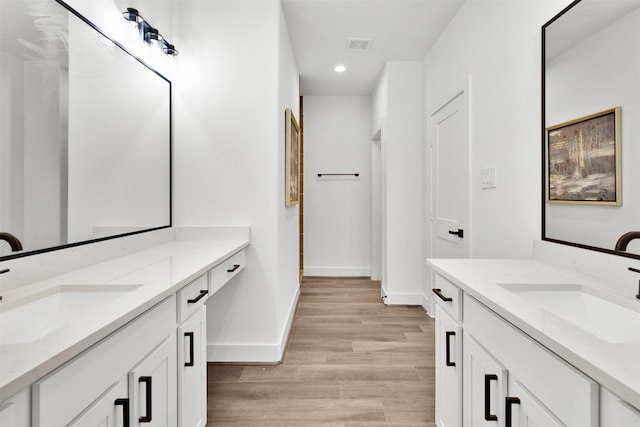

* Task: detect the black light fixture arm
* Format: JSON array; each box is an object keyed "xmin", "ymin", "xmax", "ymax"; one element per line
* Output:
[{"xmin": 123, "ymin": 8, "xmax": 178, "ymax": 56}]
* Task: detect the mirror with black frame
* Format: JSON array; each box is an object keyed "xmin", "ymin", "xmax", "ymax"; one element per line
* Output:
[
  {"xmin": 542, "ymin": 0, "xmax": 640, "ymax": 259},
  {"xmin": 0, "ymin": 0, "xmax": 171, "ymax": 260}
]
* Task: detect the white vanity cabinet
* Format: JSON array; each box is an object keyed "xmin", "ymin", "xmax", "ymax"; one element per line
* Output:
[
  {"xmin": 32, "ymin": 296, "xmax": 177, "ymax": 426},
  {"xmin": 600, "ymin": 387, "xmax": 640, "ymax": 427},
  {"xmin": 177, "ymin": 275, "xmax": 209, "ymax": 427},
  {"xmin": 0, "ymin": 387, "xmax": 30, "ymax": 427},
  {"xmin": 462, "ymin": 333, "xmax": 507, "ymax": 427},
  {"xmin": 129, "ymin": 335, "xmax": 177, "ymax": 426},
  {"xmin": 433, "ymin": 273, "xmax": 600, "ymax": 427},
  {"xmin": 433, "ymin": 275, "xmax": 463, "ymax": 427}
]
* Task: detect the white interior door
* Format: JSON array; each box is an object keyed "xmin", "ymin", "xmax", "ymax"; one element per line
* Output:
[{"xmin": 431, "ymin": 86, "xmax": 470, "ymax": 259}]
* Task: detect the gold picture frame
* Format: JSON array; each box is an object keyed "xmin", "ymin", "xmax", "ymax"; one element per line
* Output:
[
  {"xmin": 285, "ymin": 108, "xmax": 300, "ymax": 206},
  {"xmin": 546, "ymin": 107, "xmax": 621, "ymax": 205}
]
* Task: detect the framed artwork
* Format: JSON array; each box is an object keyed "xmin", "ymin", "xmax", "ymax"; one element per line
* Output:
[
  {"xmin": 546, "ymin": 107, "xmax": 621, "ymax": 205},
  {"xmin": 285, "ymin": 108, "xmax": 300, "ymax": 206}
]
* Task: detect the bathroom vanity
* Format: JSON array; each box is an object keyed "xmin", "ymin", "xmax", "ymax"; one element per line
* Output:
[
  {"xmin": 0, "ymin": 236, "xmax": 248, "ymax": 426},
  {"xmin": 429, "ymin": 252, "xmax": 640, "ymax": 427}
]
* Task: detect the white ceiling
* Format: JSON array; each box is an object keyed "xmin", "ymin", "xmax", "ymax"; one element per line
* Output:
[{"xmin": 281, "ymin": 0, "xmax": 465, "ymax": 96}]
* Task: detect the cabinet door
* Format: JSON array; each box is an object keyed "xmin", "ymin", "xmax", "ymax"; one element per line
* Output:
[
  {"xmin": 178, "ymin": 306, "xmax": 207, "ymax": 427},
  {"xmin": 68, "ymin": 377, "xmax": 130, "ymax": 427},
  {"xmin": 435, "ymin": 305, "xmax": 462, "ymax": 427},
  {"xmin": 505, "ymin": 378, "xmax": 563, "ymax": 427},
  {"xmin": 129, "ymin": 334, "xmax": 177, "ymax": 427},
  {"xmin": 463, "ymin": 333, "xmax": 508, "ymax": 427},
  {"xmin": 601, "ymin": 387, "xmax": 640, "ymax": 427}
]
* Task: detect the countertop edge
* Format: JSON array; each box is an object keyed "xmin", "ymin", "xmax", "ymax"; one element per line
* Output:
[
  {"xmin": 427, "ymin": 258, "xmax": 640, "ymax": 411},
  {"xmin": 0, "ymin": 239, "xmax": 250, "ymax": 402}
]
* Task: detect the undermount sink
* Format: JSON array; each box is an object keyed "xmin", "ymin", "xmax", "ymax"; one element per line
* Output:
[
  {"xmin": 497, "ymin": 283, "xmax": 640, "ymax": 344},
  {"xmin": 0, "ymin": 284, "xmax": 141, "ymax": 345}
]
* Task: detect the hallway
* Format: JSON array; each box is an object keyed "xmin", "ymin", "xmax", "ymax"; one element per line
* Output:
[{"xmin": 208, "ymin": 277, "xmax": 436, "ymax": 425}]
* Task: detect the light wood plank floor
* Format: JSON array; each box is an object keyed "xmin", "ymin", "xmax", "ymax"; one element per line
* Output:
[{"xmin": 208, "ymin": 276, "xmax": 436, "ymax": 426}]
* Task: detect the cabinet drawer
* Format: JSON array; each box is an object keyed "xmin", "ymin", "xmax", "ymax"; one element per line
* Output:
[
  {"xmin": 177, "ymin": 274, "xmax": 208, "ymax": 324},
  {"xmin": 433, "ymin": 274, "xmax": 462, "ymax": 321},
  {"xmin": 208, "ymin": 249, "xmax": 246, "ymax": 296},
  {"xmin": 463, "ymin": 294, "xmax": 598, "ymax": 427}
]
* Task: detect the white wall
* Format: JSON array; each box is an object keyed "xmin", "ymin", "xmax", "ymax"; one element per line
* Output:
[
  {"xmin": 372, "ymin": 61, "xmax": 424, "ymax": 305},
  {"xmin": 545, "ymin": 9, "xmax": 640, "ymax": 251},
  {"xmin": 303, "ymin": 96, "xmax": 372, "ymax": 276},
  {"xmin": 172, "ymin": 0, "xmax": 300, "ymax": 362},
  {"xmin": 423, "ymin": 0, "xmax": 568, "ymax": 268}
]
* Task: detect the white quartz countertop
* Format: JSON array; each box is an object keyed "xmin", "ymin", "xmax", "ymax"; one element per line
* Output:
[
  {"xmin": 0, "ymin": 238, "xmax": 249, "ymax": 402},
  {"xmin": 427, "ymin": 258, "xmax": 640, "ymax": 410}
]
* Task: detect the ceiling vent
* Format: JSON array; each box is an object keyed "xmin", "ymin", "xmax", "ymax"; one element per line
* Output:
[{"xmin": 346, "ymin": 38, "xmax": 372, "ymax": 51}]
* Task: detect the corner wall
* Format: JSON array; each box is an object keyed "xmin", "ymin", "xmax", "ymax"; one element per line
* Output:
[
  {"xmin": 372, "ymin": 61, "xmax": 424, "ymax": 305},
  {"xmin": 172, "ymin": 0, "xmax": 300, "ymax": 362},
  {"xmin": 422, "ymin": 0, "xmax": 569, "ymax": 306}
]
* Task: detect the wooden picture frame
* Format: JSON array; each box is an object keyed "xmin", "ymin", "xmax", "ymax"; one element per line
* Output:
[
  {"xmin": 285, "ymin": 108, "xmax": 300, "ymax": 206},
  {"xmin": 546, "ymin": 107, "xmax": 621, "ymax": 205}
]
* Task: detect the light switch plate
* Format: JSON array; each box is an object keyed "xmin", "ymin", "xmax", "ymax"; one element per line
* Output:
[{"xmin": 480, "ymin": 166, "xmax": 496, "ymax": 189}]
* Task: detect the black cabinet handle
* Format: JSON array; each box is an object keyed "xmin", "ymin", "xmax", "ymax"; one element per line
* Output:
[
  {"xmin": 448, "ymin": 229, "xmax": 464, "ymax": 238},
  {"xmin": 139, "ymin": 376, "xmax": 152, "ymax": 423},
  {"xmin": 445, "ymin": 331, "xmax": 456, "ymax": 367},
  {"xmin": 484, "ymin": 374, "xmax": 498, "ymax": 421},
  {"xmin": 187, "ymin": 289, "xmax": 208, "ymax": 304},
  {"xmin": 114, "ymin": 398, "xmax": 130, "ymax": 427},
  {"xmin": 185, "ymin": 332, "xmax": 195, "ymax": 367},
  {"xmin": 227, "ymin": 264, "xmax": 241, "ymax": 273},
  {"xmin": 432, "ymin": 288, "xmax": 453, "ymax": 302},
  {"xmin": 505, "ymin": 396, "xmax": 521, "ymax": 427}
]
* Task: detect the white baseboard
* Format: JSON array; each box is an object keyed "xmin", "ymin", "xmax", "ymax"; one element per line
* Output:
[
  {"xmin": 207, "ymin": 283, "xmax": 300, "ymax": 363},
  {"xmin": 303, "ymin": 267, "xmax": 371, "ymax": 277},
  {"xmin": 381, "ymin": 286, "xmax": 423, "ymax": 306}
]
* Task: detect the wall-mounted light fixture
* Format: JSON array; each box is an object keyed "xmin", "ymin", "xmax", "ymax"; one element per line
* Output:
[{"xmin": 123, "ymin": 8, "xmax": 178, "ymax": 56}]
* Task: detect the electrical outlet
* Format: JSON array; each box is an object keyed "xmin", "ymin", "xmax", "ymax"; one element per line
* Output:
[{"xmin": 480, "ymin": 166, "xmax": 497, "ymax": 189}]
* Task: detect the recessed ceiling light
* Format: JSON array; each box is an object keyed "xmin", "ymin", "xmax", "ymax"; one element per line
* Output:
[{"xmin": 334, "ymin": 65, "xmax": 346, "ymax": 73}]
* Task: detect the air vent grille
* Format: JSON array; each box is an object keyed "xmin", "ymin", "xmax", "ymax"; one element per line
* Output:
[{"xmin": 346, "ymin": 38, "xmax": 372, "ymax": 51}]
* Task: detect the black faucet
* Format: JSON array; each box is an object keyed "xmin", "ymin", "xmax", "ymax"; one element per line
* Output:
[
  {"xmin": 615, "ymin": 231, "xmax": 640, "ymax": 252},
  {"xmin": 0, "ymin": 232, "xmax": 23, "ymax": 252}
]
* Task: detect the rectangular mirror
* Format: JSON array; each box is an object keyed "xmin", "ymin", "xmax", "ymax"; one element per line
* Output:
[
  {"xmin": 542, "ymin": 0, "xmax": 640, "ymax": 259},
  {"xmin": 0, "ymin": 0, "xmax": 171, "ymax": 260}
]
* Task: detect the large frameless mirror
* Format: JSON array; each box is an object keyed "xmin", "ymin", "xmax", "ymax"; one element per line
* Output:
[
  {"xmin": 542, "ymin": 0, "xmax": 640, "ymax": 259},
  {"xmin": 0, "ymin": 0, "xmax": 171, "ymax": 260}
]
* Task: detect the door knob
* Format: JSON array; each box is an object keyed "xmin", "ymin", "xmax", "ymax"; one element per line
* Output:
[{"xmin": 448, "ymin": 229, "xmax": 464, "ymax": 238}]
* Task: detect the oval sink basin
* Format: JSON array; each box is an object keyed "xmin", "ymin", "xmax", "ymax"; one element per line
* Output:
[
  {"xmin": 497, "ymin": 283, "xmax": 640, "ymax": 344},
  {"xmin": 0, "ymin": 284, "xmax": 141, "ymax": 345}
]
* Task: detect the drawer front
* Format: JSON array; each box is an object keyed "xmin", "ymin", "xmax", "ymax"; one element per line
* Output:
[
  {"xmin": 208, "ymin": 249, "xmax": 246, "ymax": 296},
  {"xmin": 177, "ymin": 274, "xmax": 208, "ymax": 324},
  {"xmin": 433, "ymin": 274, "xmax": 462, "ymax": 321},
  {"xmin": 463, "ymin": 294, "xmax": 598, "ymax": 427}
]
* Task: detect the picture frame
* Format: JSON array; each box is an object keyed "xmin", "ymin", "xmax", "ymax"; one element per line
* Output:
[
  {"xmin": 546, "ymin": 107, "xmax": 621, "ymax": 205},
  {"xmin": 285, "ymin": 108, "xmax": 300, "ymax": 206}
]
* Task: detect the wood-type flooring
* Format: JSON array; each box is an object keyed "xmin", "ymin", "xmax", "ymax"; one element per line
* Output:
[{"xmin": 208, "ymin": 276, "xmax": 436, "ymax": 426}]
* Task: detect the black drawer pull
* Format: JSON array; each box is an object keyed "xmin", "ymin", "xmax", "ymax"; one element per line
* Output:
[
  {"xmin": 114, "ymin": 398, "xmax": 130, "ymax": 427},
  {"xmin": 445, "ymin": 331, "xmax": 456, "ymax": 367},
  {"xmin": 485, "ymin": 374, "xmax": 498, "ymax": 421},
  {"xmin": 187, "ymin": 289, "xmax": 208, "ymax": 304},
  {"xmin": 505, "ymin": 396, "xmax": 521, "ymax": 427},
  {"xmin": 433, "ymin": 288, "xmax": 453, "ymax": 302},
  {"xmin": 139, "ymin": 376, "xmax": 152, "ymax": 423},
  {"xmin": 185, "ymin": 332, "xmax": 195, "ymax": 367},
  {"xmin": 227, "ymin": 264, "xmax": 241, "ymax": 273}
]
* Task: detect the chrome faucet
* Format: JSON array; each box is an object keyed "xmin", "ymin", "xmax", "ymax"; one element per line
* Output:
[
  {"xmin": 615, "ymin": 231, "xmax": 640, "ymax": 252},
  {"xmin": 0, "ymin": 232, "xmax": 23, "ymax": 252}
]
